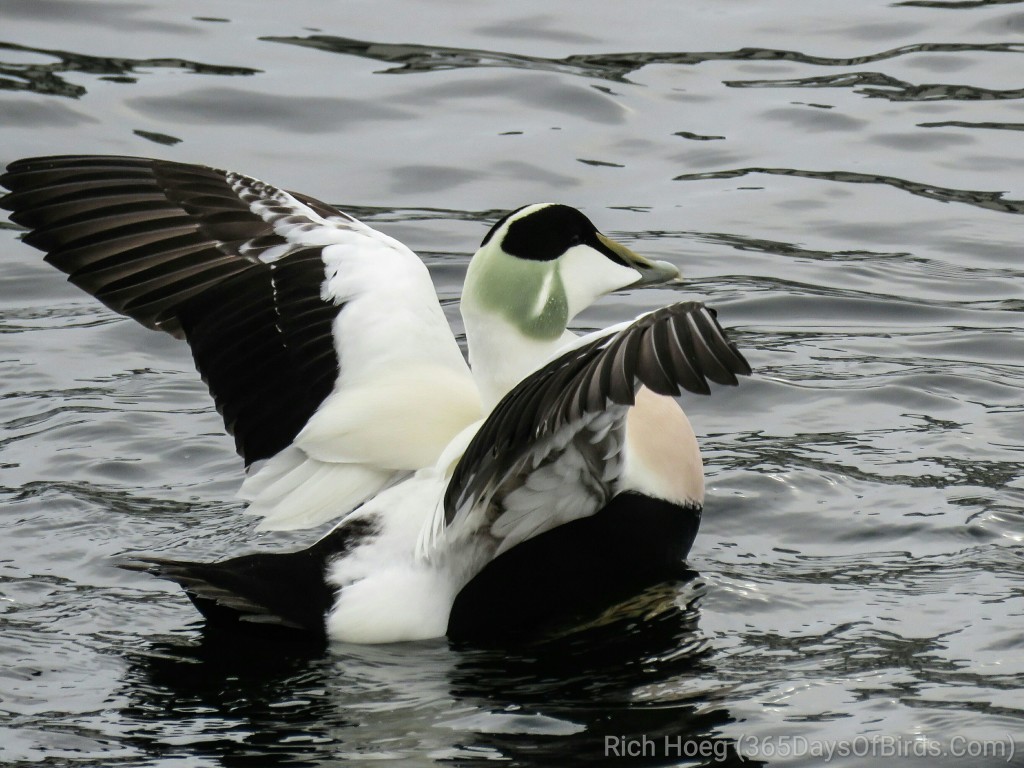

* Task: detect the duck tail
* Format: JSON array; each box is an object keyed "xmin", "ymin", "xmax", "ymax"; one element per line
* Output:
[{"xmin": 118, "ymin": 518, "xmax": 375, "ymax": 639}]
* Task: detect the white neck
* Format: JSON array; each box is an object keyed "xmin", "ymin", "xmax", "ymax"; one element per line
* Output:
[{"xmin": 462, "ymin": 307, "xmax": 577, "ymax": 410}]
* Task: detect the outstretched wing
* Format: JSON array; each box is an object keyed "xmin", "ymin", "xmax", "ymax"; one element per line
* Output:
[
  {"xmin": 436, "ymin": 301, "xmax": 749, "ymax": 554},
  {"xmin": 1, "ymin": 155, "xmax": 480, "ymax": 529}
]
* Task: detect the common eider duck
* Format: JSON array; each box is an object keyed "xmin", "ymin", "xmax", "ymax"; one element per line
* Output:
[{"xmin": 0, "ymin": 156, "xmax": 750, "ymax": 644}]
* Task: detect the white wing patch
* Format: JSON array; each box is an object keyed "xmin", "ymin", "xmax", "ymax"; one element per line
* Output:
[
  {"xmin": 225, "ymin": 174, "xmax": 481, "ymax": 530},
  {"xmin": 238, "ymin": 447, "xmax": 398, "ymax": 531}
]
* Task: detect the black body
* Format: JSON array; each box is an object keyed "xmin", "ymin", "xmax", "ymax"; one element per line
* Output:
[{"xmin": 447, "ymin": 492, "xmax": 701, "ymax": 644}]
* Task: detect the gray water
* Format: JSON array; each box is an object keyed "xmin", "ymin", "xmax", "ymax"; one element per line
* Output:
[{"xmin": 2, "ymin": 1, "xmax": 1023, "ymax": 766}]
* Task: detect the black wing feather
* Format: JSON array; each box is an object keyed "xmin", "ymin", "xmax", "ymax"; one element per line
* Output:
[{"xmin": 1, "ymin": 154, "xmax": 348, "ymax": 466}]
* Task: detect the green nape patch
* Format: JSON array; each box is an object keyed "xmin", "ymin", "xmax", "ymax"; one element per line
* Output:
[{"xmin": 467, "ymin": 252, "xmax": 568, "ymax": 341}]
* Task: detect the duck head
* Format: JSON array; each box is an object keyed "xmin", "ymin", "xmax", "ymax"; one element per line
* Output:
[{"xmin": 461, "ymin": 203, "xmax": 680, "ymax": 406}]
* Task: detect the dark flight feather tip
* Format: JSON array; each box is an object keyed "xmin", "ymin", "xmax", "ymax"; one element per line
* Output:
[{"xmin": 1, "ymin": 154, "xmax": 349, "ymax": 466}]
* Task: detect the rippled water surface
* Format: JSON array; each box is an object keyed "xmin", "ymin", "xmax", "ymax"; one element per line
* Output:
[{"xmin": 2, "ymin": 1, "xmax": 1024, "ymax": 766}]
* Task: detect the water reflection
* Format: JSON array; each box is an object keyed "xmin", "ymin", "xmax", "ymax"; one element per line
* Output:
[
  {"xmin": 674, "ymin": 167, "xmax": 1024, "ymax": 216},
  {"xmin": 263, "ymin": 35, "xmax": 1024, "ymax": 85},
  {"xmin": 117, "ymin": 576, "xmax": 762, "ymax": 766},
  {"xmin": 894, "ymin": 0, "xmax": 1024, "ymax": 8},
  {"xmin": 132, "ymin": 129, "xmax": 183, "ymax": 146},
  {"xmin": 444, "ymin": 580, "xmax": 756, "ymax": 766},
  {"xmin": 120, "ymin": 632, "xmax": 338, "ymax": 767},
  {"xmin": 726, "ymin": 70, "xmax": 1024, "ymax": 103},
  {"xmin": 0, "ymin": 40, "xmax": 258, "ymax": 99},
  {"xmin": 918, "ymin": 120, "xmax": 1024, "ymax": 132}
]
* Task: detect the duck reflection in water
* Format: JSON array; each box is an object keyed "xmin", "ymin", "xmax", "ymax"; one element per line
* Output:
[{"xmin": 116, "ymin": 571, "xmax": 762, "ymax": 767}]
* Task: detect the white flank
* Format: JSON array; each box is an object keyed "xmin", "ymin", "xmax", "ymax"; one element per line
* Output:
[{"xmin": 324, "ymin": 472, "xmax": 489, "ymax": 643}]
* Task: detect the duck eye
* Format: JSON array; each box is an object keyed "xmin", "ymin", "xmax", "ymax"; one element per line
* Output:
[{"xmin": 568, "ymin": 233, "xmax": 582, "ymax": 247}]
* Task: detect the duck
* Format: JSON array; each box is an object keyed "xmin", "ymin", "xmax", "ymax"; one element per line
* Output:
[{"xmin": 0, "ymin": 155, "xmax": 751, "ymax": 644}]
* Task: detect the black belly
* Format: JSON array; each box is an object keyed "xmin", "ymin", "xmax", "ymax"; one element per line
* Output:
[{"xmin": 447, "ymin": 491, "xmax": 701, "ymax": 644}]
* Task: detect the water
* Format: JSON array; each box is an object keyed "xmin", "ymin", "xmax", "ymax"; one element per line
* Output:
[{"xmin": 2, "ymin": 1, "xmax": 1023, "ymax": 765}]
